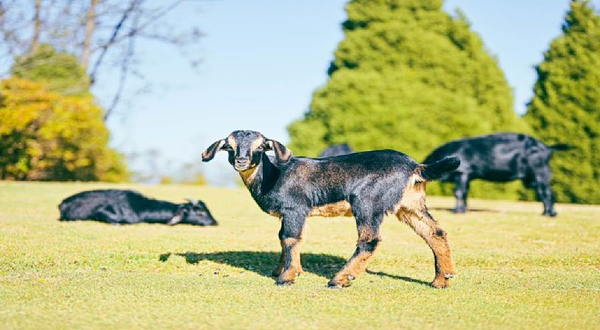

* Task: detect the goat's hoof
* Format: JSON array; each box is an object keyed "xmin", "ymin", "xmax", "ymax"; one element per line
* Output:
[
  {"xmin": 276, "ymin": 271, "xmax": 298, "ymax": 286},
  {"xmin": 275, "ymin": 276, "xmax": 295, "ymax": 286},
  {"xmin": 543, "ymin": 211, "xmax": 557, "ymax": 217},
  {"xmin": 451, "ymin": 208, "xmax": 466, "ymax": 214},
  {"xmin": 328, "ymin": 278, "xmax": 351, "ymax": 288},
  {"xmin": 430, "ymin": 278, "xmax": 450, "ymax": 289}
]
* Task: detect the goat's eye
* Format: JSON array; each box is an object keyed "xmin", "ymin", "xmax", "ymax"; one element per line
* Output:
[{"xmin": 222, "ymin": 144, "xmax": 233, "ymax": 151}]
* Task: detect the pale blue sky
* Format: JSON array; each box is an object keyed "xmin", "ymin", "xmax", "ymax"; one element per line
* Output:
[{"xmin": 94, "ymin": 0, "xmax": 598, "ymax": 184}]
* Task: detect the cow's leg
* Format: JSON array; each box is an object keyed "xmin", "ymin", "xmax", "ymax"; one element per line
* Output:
[
  {"xmin": 275, "ymin": 211, "xmax": 307, "ymax": 285},
  {"xmin": 328, "ymin": 211, "xmax": 383, "ymax": 288},
  {"xmin": 453, "ymin": 174, "xmax": 470, "ymax": 213},
  {"xmin": 397, "ymin": 209, "xmax": 455, "ymax": 288}
]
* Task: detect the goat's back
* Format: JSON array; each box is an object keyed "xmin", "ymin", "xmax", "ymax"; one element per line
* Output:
[
  {"xmin": 274, "ymin": 150, "xmax": 419, "ymax": 209},
  {"xmin": 423, "ymin": 133, "xmax": 553, "ymax": 181},
  {"xmin": 59, "ymin": 189, "xmax": 138, "ymax": 220},
  {"xmin": 318, "ymin": 144, "xmax": 354, "ymax": 158},
  {"xmin": 290, "ymin": 149, "xmax": 418, "ymax": 183}
]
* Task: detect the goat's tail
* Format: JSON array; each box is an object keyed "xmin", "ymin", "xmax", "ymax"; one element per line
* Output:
[
  {"xmin": 549, "ymin": 143, "xmax": 572, "ymax": 152},
  {"xmin": 419, "ymin": 157, "xmax": 460, "ymax": 181}
]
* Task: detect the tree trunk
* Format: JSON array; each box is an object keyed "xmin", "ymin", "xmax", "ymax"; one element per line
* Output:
[
  {"xmin": 80, "ymin": 0, "xmax": 98, "ymax": 69},
  {"xmin": 29, "ymin": 0, "xmax": 41, "ymax": 53}
]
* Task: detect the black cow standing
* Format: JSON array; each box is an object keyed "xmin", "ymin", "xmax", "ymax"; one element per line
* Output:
[
  {"xmin": 59, "ymin": 189, "xmax": 218, "ymax": 226},
  {"xmin": 319, "ymin": 144, "xmax": 354, "ymax": 158},
  {"xmin": 423, "ymin": 133, "xmax": 571, "ymax": 217}
]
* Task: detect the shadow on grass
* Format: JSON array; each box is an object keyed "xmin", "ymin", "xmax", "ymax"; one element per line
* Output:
[
  {"xmin": 365, "ymin": 270, "xmax": 430, "ymax": 286},
  {"xmin": 159, "ymin": 251, "xmax": 429, "ymax": 286},
  {"xmin": 160, "ymin": 251, "xmax": 346, "ymax": 278}
]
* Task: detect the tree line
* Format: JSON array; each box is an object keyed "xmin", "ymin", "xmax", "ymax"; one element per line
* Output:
[
  {"xmin": 0, "ymin": 0, "xmax": 598, "ymax": 203},
  {"xmin": 288, "ymin": 0, "xmax": 599, "ymax": 204}
]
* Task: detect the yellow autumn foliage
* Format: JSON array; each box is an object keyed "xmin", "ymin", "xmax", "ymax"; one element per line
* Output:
[{"xmin": 0, "ymin": 77, "xmax": 128, "ymax": 181}]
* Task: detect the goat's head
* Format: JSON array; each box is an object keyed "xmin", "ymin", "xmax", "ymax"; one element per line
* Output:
[
  {"xmin": 201, "ymin": 130, "xmax": 292, "ymax": 171},
  {"xmin": 168, "ymin": 198, "xmax": 218, "ymax": 226}
]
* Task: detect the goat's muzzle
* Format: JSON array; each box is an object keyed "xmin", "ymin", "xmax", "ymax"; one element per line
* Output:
[{"xmin": 234, "ymin": 158, "xmax": 251, "ymax": 171}]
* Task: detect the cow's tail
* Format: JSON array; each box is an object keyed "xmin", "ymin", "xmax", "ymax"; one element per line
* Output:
[
  {"xmin": 549, "ymin": 143, "xmax": 572, "ymax": 152},
  {"xmin": 419, "ymin": 157, "xmax": 460, "ymax": 181}
]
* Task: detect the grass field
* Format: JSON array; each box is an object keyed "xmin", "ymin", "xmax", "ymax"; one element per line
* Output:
[{"xmin": 0, "ymin": 181, "xmax": 599, "ymax": 329}]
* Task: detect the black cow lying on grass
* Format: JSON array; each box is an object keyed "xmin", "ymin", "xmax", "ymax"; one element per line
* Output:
[
  {"xmin": 202, "ymin": 130, "xmax": 459, "ymax": 288},
  {"xmin": 319, "ymin": 144, "xmax": 354, "ymax": 158},
  {"xmin": 59, "ymin": 189, "xmax": 217, "ymax": 226},
  {"xmin": 423, "ymin": 133, "xmax": 571, "ymax": 217}
]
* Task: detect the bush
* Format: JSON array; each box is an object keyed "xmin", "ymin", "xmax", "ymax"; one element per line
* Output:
[{"xmin": 0, "ymin": 78, "xmax": 128, "ymax": 182}]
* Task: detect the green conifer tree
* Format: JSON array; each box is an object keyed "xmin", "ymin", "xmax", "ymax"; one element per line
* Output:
[
  {"xmin": 288, "ymin": 0, "xmax": 529, "ymax": 199},
  {"xmin": 525, "ymin": 0, "xmax": 600, "ymax": 203}
]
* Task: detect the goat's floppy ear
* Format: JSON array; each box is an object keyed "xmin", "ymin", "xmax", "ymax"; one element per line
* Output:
[
  {"xmin": 202, "ymin": 139, "xmax": 226, "ymax": 162},
  {"xmin": 168, "ymin": 208, "xmax": 185, "ymax": 225},
  {"xmin": 265, "ymin": 139, "xmax": 292, "ymax": 163},
  {"xmin": 167, "ymin": 214, "xmax": 183, "ymax": 225}
]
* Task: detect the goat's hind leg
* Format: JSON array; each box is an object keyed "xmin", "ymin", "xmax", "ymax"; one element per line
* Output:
[
  {"xmin": 328, "ymin": 215, "xmax": 382, "ymax": 288},
  {"xmin": 397, "ymin": 209, "xmax": 455, "ymax": 288},
  {"xmin": 453, "ymin": 174, "xmax": 469, "ymax": 213}
]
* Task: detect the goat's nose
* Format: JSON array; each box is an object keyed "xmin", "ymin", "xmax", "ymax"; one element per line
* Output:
[{"xmin": 234, "ymin": 158, "xmax": 250, "ymax": 169}]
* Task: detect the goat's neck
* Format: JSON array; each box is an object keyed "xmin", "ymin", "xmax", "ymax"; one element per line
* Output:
[{"xmin": 239, "ymin": 154, "xmax": 279, "ymax": 201}]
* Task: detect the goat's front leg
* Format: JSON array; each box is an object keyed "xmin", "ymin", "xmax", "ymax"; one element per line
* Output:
[
  {"xmin": 271, "ymin": 225, "xmax": 285, "ymax": 277},
  {"xmin": 329, "ymin": 218, "xmax": 382, "ymax": 288},
  {"xmin": 275, "ymin": 213, "xmax": 306, "ymax": 286}
]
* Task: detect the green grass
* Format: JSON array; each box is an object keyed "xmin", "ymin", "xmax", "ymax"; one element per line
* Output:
[{"xmin": 1, "ymin": 181, "xmax": 599, "ymax": 330}]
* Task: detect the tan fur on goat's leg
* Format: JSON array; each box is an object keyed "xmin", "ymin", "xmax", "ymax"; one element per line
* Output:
[
  {"xmin": 397, "ymin": 210, "xmax": 455, "ymax": 288},
  {"xmin": 328, "ymin": 228, "xmax": 381, "ymax": 288},
  {"xmin": 276, "ymin": 237, "xmax": 304, "ymax": 285},
  {"xmin": 271, "ymin": 239, "xmax": 285, "ymax": 277}
]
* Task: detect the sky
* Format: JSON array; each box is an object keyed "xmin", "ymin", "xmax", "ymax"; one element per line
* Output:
[{"xmin": 96, "ymin": 0, "xmax": 600, "ymax": 185}]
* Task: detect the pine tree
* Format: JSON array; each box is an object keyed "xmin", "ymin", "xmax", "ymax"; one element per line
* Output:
[
  {"xmin": 288, "ymin": 0, "xmax": 529, "ymax": 199},
  {"xmin": 525, "ymin": 0, "xmax": 600, "ymax": 203}
]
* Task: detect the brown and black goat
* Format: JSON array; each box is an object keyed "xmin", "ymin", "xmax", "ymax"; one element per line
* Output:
[{"xmin": 202, "ymin": 130, "xmax": 459, "ymax": 288}]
